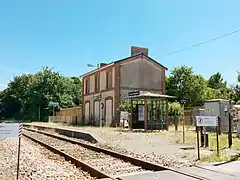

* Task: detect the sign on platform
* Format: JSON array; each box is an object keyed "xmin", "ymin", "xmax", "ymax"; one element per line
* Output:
[
  {"xmin": 196, "ymin": 116, "xmax": 218, "ymax": 127},
  {"xmin": 49, "ymin": 101, "xmax": 59, "ymax": 106},
  {"xmin": 120, "ymin": 111, "xmax": 129, "ymax": 121},
  {"xmin": 120, "ymin": 111, "xmax": 129, "ymax": 127},
  {"xmin": 180, "ymin": 99, "xmax": 186, "ymax": 105},
  {"xmin": 128, "ymin": 91, "xmax": 140, "ymax": 97},
  {"xmin": 0, "ymin": 123, "xmax": 21, "ymax": 138}
]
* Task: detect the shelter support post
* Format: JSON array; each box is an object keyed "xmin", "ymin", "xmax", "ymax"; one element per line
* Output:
[
  {"xmin": 144, "ymin": 98, "xmax": 148, "ymax": 131},
  {"xmin": 166, "ymin": 99, "xmax": 169, "ymax": 131},
  {"xmin": 129, "ymin": 98, "xmax": 133, "ymax": 130}
]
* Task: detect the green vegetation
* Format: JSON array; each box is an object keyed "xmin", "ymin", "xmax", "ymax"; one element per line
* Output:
[
  {"xmin": 167, "ymin": 126, "xmax": 240, "ymax": 162},
  {"xmin": 201, "ymin": 152, "xmax": 231, "ymax": 163},
  {"xmin": 166, "ymin": 66, "xmax": 238, "ymax": 107},
  {"xmin": 0, "ymin": 67, "xmax": 82, "ymax": 121},
  {"xmin": 0, "ymin": 65, "xmax": 240, "ymax": 122}
]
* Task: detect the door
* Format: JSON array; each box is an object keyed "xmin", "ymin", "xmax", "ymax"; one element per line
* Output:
[
  {"xmin": 105, "ymin": 99, "xmax": 112, "ymax": 126},
  {"xmin": 94, "ymin": 101, "xmax": 100, "ymax": 125},
  {"xmin": 84, "ymin": 102, "xmax": 90, "ymax": 124}
]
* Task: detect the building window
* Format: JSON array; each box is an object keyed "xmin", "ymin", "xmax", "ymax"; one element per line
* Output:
[
  {"xmin": 106, "ymin": 71, "xmax": 112, "ymax": 89},
  {"xmin": 95, "ymin": 75, "xmax": 100, "ymax": 93},
  {"xmin": 85, "ymin": 79, "xmax": 90, "ymax": 94}
]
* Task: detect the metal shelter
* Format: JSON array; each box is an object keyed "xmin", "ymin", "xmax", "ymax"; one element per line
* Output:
[{"xmin": 125, "ymin": 91, "xmax": 175, "ymax": 131}]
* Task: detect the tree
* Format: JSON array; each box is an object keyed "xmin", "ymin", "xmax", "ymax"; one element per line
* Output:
[
  {"xmin": 166, "ymin": 66, "xmax": 207, "ymax": 107},
  {"xmin": 0, "ymin": 67, "xmax": 82, "ymax": 121},
  {"xmin": 232, "ymin": 72, "xmax": 240, "ymax": 102},
  {"xmin": 208, "ymin": 72, "xmax": 227, "ymax": 89},
  {"xmin": 168, "ymin": 102, "xmax": 183, "ymax": 116}
]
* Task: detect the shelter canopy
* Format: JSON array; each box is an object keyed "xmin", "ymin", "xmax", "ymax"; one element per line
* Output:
[{"xmin": 124, "ymin": 91, "xmax": 176, "ymax": 99}]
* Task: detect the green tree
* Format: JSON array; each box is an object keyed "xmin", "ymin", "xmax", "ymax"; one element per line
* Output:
[
  {"xmin": 166, "ymin": 66, "xmax": 207, "ymax": 107},
  {"xmin": 0, "ymin": 67, "xmax": 82, "ymax": 121},
  {"xmin": 232, "ymin": 72, "xmax": 240, "ymax": 102},
  {"xmin": 207, "ymin": 72, "xmax": 227, "ymax": 89},
  {"xmin": 168, "ymin": 102, "xmax": 183, "ymax": 116}
]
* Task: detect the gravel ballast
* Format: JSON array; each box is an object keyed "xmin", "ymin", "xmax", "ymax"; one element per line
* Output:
[
  {"xmin": 24, "ymin": 130, "xmax": 147, "ymax": 176},
  {"xmin": 0, "ymin": 137, "xmax": 95, "ymax": 180},
  {"xmin": 25, "ymin": 128, "xmax": 192, "ymax": 169}
]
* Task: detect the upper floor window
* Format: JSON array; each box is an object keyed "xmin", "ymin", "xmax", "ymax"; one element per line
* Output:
[
  {"xmin": 106, "ymin": 71, "xmax": 112, "ymax": 89},
  {"xmin": 95, "ymin": 75, "xmax": 100, "ymax": 93},
  {"xmin": 85, "ymin": 79, "xmax": 90, "ymax": 94}
]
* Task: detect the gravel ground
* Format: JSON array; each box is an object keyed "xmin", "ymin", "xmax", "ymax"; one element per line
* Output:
[{"xmin": 0, "ymin": 137, "xmax": 95, "ymax": 180}]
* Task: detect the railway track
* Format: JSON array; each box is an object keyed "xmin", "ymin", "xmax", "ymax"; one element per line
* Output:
[{"xmin": 23, "ymin": 127, "xmax": 207, "ymax": 180}]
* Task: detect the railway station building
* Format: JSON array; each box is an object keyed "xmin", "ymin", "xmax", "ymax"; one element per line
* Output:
[{"xmin": 81, "ymin": 46, "xmax": 168, "ymax": 127}]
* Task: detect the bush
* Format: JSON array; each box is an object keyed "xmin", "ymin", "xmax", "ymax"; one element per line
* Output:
[{"xmin": 168, "ymin": 102, "xmax": 183, "ymax": 116}]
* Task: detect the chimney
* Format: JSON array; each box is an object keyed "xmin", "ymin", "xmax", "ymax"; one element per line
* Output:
[
  {"xmin": 131, "ymin": 46, "xmax": 148, "ymax": 56},
  {"xmin": 100, "ymin": 63, "xmax": 108, "ymax": 68}
]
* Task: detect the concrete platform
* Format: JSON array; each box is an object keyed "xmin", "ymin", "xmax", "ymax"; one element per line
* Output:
[
  {"xmin": 119, "ymin": 162, "xmax": 240, "ymax": 180},
  {"xmin": 117, "ymin": 170, "xmax": 199, "ymax": 180},
  {"xmin": 180, "ymin": 166, "xmax": 236, "ymax": 180},
  {"xmin": 23, "ymin": 124, "xmax": 98, "ymax": 143},
  {"xmin": 200, "ymin": 161, "xmax": 240, "ymax": 178}
]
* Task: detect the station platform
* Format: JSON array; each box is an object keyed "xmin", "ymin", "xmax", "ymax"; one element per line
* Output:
[{"xmin": 118, "ymin": 161, "xmax": 240, "ymax": 180}]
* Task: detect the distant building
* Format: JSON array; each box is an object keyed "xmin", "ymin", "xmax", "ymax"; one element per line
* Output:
[{"xmin": 81, "ymin": 46, "xmax": 167, "ymax": 126}]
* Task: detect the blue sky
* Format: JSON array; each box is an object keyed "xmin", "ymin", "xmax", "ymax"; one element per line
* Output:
[{"xmin": 0, "ymin": 0, "xmax": 240, "ymax": 90}]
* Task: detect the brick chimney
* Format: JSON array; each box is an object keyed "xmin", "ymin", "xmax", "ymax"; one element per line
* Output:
[
  {"xmin": 131, "ymin": 46, "xmax": 148, "ymax": 56},
  {"xmin": 100, "ymin": 63, "xmax": 108, "ymax": 68}
]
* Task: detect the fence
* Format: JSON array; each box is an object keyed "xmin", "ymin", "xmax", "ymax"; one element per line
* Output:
[
  {"xmin": 50, "ymin": 106, "xmax": 83, "ymax": 125},
  {"xmin": 48, "ymin": 115, "xmax": 82, "ymax": 125}
]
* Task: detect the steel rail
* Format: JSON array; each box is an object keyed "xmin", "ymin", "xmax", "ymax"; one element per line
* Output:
[
  {"xmin": 23, "ymin": 126, "xmax": 206, "ymax": 180},
  {"xmin": 23, "ymin": 133, "xmax": 114, "ymax": 179}
]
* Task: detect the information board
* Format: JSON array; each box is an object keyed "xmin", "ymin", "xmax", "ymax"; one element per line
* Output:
[
  {"xmin": 138, "ymin": 105, "xmax": 145, "ymax": 121},
  {"xmin": 0, "ymin": 123, "xmax": 20, "ymax": 138},
  {"xmin": 196, "ymin": 116, "xmax": 218, "ymax": 127},
  {"xmin": 120, "ymin": 111, "xmax": 129, "ymax": 121},
  {"xmin": 120, "ymin": 111, "xmax": 129, "ymax": 127}
]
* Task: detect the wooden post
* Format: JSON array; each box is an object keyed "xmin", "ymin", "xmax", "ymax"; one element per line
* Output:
[
  {"xmin": 144, "ymin": 98, "xmax": 148, "ymax": 131},
  {"xmin": 129, "ymin": 98, "xmax": 133, "ymax": 131},
  {"xmin": 166, "ymin": 99, "xmax": 169, "ymax": 131},
  {"xmin": 216, "ymin": 117, "xmax": 220, "ymax": 156},
  {"xmin": 197, "ymin": 127, "xmax": 200, "ymax": 160},
  {"xmin": 151, "ymin": 100, "xmax": 153, "ymax": 131}
]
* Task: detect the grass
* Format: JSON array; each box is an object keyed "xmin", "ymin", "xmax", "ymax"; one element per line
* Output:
[
  {"xmin": 201, "ymin": 152, "xmax": 231, "ymax": 162},
  {"xmin": 167, "ymin": 125, "xmax": 240, "ymax": 162}
]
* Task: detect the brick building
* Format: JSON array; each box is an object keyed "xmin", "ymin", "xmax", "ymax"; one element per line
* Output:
[{"xmin": 81, "ymin": 46, "xmax": 167, "ymax": 126}]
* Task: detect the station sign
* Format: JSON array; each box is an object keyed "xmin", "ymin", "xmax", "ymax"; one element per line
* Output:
[
  {"xmin": 180, "ymin": 99, "xmax": 187, "ymax": 105},
  {"xmin": 128, "ymin": 91, "xmax": 140, "ymax": 97},
  {"xmin": 196, "ymin": 116, "xmax": 218, "ymax": 127},
  {"xmin": 49, "ymin": 101, "xmax": 59, "ymax": 106},
  {"xmin": 0, "ymin": 123, "xmax": 21, "ymax": 138}
]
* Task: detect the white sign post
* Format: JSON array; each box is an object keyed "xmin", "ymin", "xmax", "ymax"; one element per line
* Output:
[
  {"xmin": 0, "ymin": 123, "xmax": 22, "ymax": 179},
  {"xmin": 195, "ymin": 116, "xmax": 219, "ymax": 160},
  {"xmin": 196, "ymin": 116, "xmax": 218, "ymax": 127}
]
